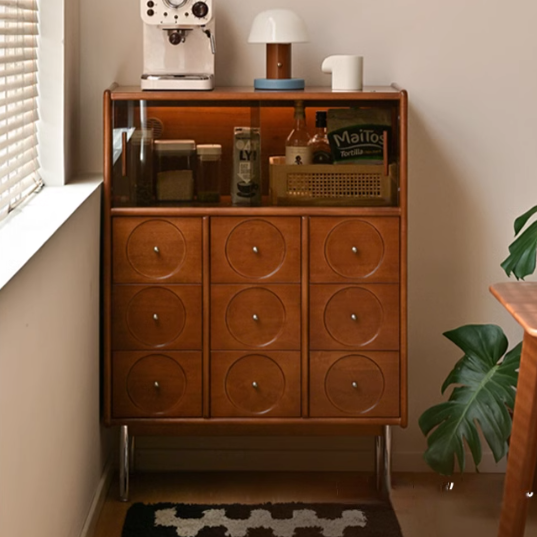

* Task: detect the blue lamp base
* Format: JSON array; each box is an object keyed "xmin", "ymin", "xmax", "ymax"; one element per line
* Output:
[{"xmin": 254, "ymin": 78, "xmax": 305, "ymax": 90}]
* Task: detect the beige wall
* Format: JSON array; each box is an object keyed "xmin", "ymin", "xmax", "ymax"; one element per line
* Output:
[
  {"xmin": 78, "ymin": 0, "xmax": 537, "ymax": 471},
  {"xmin": 0, "ymin": 190, "xmax": 108, "ymax": 537}
]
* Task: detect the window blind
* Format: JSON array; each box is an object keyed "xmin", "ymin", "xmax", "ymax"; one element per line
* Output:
[{"xmin": 0, "ymin": 0, "xmax": 41, "ymax": 221}]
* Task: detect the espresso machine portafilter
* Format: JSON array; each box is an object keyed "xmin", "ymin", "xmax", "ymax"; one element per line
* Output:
[{"xmin": 141, "ymin": 0, "xmax": 215, "ymax": 90}]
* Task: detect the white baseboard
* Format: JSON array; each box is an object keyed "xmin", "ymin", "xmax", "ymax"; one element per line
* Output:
[{"xmin": 79, "ymin": 457, "xmax": 115, "ymax": 537}]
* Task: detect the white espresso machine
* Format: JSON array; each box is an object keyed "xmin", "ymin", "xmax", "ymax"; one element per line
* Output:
[{"xmin": 141, "ymin": 0, "xmax": 215, "ymax": 90}]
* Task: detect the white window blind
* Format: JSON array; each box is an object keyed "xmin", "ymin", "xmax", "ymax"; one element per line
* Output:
[{"xmin": 0, "ymin": 0, "xmax": 41, "ymax": 221}]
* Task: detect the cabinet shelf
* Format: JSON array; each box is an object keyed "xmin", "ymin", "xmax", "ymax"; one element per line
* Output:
[
  {"xmin": 108, "ymin": 85, "xmax": 406, "ymax": 102},
  {"xmin": 110, "ymin": 201, "xmax": 402, "ymax": 217}
]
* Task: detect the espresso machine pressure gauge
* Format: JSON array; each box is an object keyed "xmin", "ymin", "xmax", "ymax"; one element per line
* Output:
[{"xmin": 166, "ymin": 0, "xmax": 188, "ymax": 7}]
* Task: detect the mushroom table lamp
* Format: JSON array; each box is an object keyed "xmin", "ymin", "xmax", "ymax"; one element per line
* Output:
[{"xmin": 248, "ymin": 9, "xmax": 309, "ymax": 90}]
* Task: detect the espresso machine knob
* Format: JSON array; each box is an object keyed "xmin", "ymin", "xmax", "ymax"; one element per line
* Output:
[
  {"xmin": 192, "ymin": 1, "xmax": 209, "ymax": 18},
  {"xmin": 168, "ymin": 29, "xmax": 186, "ymax": 45}
]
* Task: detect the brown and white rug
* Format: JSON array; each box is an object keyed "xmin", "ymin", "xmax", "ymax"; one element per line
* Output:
[{"xmin": 121, "ymin": 502, "xmax": 403, "ymax": 536}]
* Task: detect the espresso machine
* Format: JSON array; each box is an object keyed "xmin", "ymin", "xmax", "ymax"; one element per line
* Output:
[{"xmin": 141, "ymin": 0, "xmax": 215, "ymax": 90}]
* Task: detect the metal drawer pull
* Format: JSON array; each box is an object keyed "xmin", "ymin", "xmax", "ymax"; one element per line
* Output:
[
  {"xmin": 252, "ymin": 314, "xmax": 259, "ymax": 322},
  {"xmin": 154, "ymin": 246, "xmax": 160, "ymax": 254},
  {"xmin": 252, "ymin": 381, "xmax": 259, "ymax": 389},
  {"xmin": 153, "ymin": 313, "xmax": 159, "ymax": 321},
  {"xmin": 351, "ymin": 314, "xmax": 358, "ymax": 321},
  {"xmin": 252, "ymin": 246, "xmax": 259, "ymax": 254},
  {"xmin": 154, "ymin": 381, "xmax": 160, "ymax": 389},
  {"xmin": 352, "ymin": 246, "xmax": 358, "ymax": 254},
  {"xmin": 352, "ymin": 382, "xmax": 358, "ymax": 389}
]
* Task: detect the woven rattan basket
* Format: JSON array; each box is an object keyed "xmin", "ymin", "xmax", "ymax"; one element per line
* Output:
[{"xmin": 269, "ymin": 156, "xmax": 397, "ymax": 207}]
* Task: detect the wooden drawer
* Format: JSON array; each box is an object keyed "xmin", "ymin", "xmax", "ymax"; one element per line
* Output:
[
  {"xmin": 112, "ymin": 285, "xmax": 202, "ymax": 350},
  {"xmin": 310, "ymin": 284, "xmax": 399, "ymax": 350},
  {"xmin": 112, "ymin": 351, "xmax": 202, "ymax": 418},
  {"xmin": 310, "ymin": 217, "xmax": 400, "ymax": 283},
  {"xmin": 113, "ymin": 217, "xmax": 202, "ymax": 283},
  {"xmin": 211, "ymin": 351, "xmax": 301, "ymax": 417},
  {"xmin": 309, "ymin": 351, "xmax": 400, "ymax": 417},
  {"xmin": 211, "ymin": 217, "xmax": 301, "ymax": 283},
  {"xmin": 211, "ymin": 285, "xmax": 301, "ymax": 350}
]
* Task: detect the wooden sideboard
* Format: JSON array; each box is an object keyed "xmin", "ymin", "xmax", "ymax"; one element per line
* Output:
[{"xmin": 103, "ymin": 85, "xmax": 408, "ymax": 500}]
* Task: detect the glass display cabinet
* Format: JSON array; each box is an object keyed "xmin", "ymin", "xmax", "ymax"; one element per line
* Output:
[{"xmin": 103, "ymin": 85, "xmax": 408, "ymax": 500}]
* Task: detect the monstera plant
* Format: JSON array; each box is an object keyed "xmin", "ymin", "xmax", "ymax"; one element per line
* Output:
[
  {"xmin": 501, "ymin": 204, "xmax": 537, "ymax": 280},
  {"xmin": 419, "ymin": 204, "xmax": 537, "ymax": 475}
]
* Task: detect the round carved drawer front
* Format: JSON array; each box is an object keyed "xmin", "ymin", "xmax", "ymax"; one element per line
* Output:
[
  {"xmin": 225, "ymin": 219, "xmax": 286, "ymax": 280},
  {"xmin": 126, "ymin": 220, "xmax": 186, "ymax": 280},
  {"xmin": 126, "ymin": 287, "xmax": 186, "ymax": 347},
  {"xmin": 324, "ymin": 287, "xmax": 383, "ymax": 346},
  {"xmin": 325, "ymin": 220, "xmax": 384, "ymax": 279},
  {"xmin": 225, "ymin": 354, "xmax": 285, "ymax": 414},
  {"xmin": 325, "ymin": 354, "xmax": 384, "ymax": 414},
  {"xmin": 127, "ymin": 354, "xmax": 186, "ymax": 414},
  {"xmin": 226, "ymin": 288, "xmax": 286, "ymax": 347}
]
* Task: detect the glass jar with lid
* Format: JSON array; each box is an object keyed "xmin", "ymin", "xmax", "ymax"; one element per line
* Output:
[
  {"xmin": 155, "ymin": 140, "xmax": 196, "ymax": 202},
  {"xmin": 197, "ymin": 144, "xmax": 222, "ymax": 203},
  {"xmin": 128, "ymin": 128, "xmax": 155, "ymax": 206}
]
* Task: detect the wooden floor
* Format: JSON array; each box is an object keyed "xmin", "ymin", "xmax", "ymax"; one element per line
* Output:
[{"xmin": 94, "ymin": 472, "xmax": 537, "ymax": 537}]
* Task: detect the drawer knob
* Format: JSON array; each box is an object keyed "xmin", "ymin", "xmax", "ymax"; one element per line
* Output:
[
  {"xmin": 351, "ymin": 313, "xmax": 358, "ymax": 321},
  {"xmin": 252, "ymin": 246, "xmax": 259, "ymax": 254},
  {"xmin": 352, "ymin": 246, "xmax": 358, "ymax": 254},
  {"xmin": 154, "ymin": 381, "xmax": 160, "ymax": 389},
  {"xmin": 252, "ymin": 381, "xmax": 259, "ymax": 389},
  {"xmin": 352, "ymin": 381, "xmax": 358, "ymax": 389},
  {"xmin": 153, "ymin": 313, "xmax": 159, "ymax": 321},
  {"xmin": 153, "ymin": 246, "xmax": 160, "ymax": 254},
  {"xmin": 252, "ymin": 314, "xmax": 259, "ymax": 322}
]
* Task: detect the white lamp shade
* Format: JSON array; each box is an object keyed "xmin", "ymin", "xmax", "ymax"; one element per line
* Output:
[{"xmin": 248, "ymin": 9, "xmax": 309, "ymax": 44}]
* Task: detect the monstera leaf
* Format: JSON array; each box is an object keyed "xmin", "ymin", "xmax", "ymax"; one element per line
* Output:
[
  {"xmin": 501, "ymin": 205, "xmax": 537, "ymax": 280},
  {"xmin": 419, "ymin": 324, "xmax": 521, "ymax": 476}
]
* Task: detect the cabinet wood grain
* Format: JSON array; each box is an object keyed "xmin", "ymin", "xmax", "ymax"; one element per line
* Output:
[
  {"xmin": 211, "ymin": 284, "xmax": 301, "ymax": 350},
  {"xmin": 210, "ymin": 351, "xmax": 301, "ymax": 418},
  {"xmin": 112, "ymin": 285, "xmax": 202, "ymax": 350},
  {"xmin": 310, "ymin": 217, "xmax": 400, "ymax": 283},
  {"xmin": 112, "ymin": 351, "xmax": 202, "ymax": 418},
  {"xmin": 113, "ymin": 217, "xmax": 202, "ymax": 283},
  {"xmin": 211, "ymin": 217, "xmax": 301, "ymax": 283},
  {"xmin": 309, "ymin": 351, "xmax": 400, "ymax": 418},
  {"xmin": 310, "ymin": 284, "xmax": 400, "ymax": 351}
]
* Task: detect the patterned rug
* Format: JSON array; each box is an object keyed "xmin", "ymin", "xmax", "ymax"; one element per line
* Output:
[{"xmin": 121, "ymin": 502, "xmax": 404, "ymax": 537}]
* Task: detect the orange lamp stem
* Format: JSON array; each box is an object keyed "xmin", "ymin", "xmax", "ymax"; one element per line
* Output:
[{"xmin": 266, "ymin": 43, "xmax": 292, "ymax": 80}]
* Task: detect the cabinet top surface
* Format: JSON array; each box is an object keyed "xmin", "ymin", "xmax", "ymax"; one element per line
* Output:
[{"xmin": 107, "ymin": 85, "xmax": 406, "ymax": 102}]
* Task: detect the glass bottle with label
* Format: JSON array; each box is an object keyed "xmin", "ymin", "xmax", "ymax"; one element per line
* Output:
[
  {"xmin": 308, "ymin": 111, "xmax": 333, "ymax": 164},
  {"xmin": 285, "ymin": 100, "xmax": 311, "ymax": 165}
]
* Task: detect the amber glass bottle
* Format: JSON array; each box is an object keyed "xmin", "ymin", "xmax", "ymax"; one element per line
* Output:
[
  {"xmin": 285, "ymin": 100, "xmax": 312, "ymax": 165},
  {"xmin": 308, "ymin": 111, "xmax": 333, "ymax": 164}
]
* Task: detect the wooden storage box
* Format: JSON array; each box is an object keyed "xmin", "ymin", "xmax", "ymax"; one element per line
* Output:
[{"xmin": 269, "ymin": 156, "xmax": 398, "ymax": 207}]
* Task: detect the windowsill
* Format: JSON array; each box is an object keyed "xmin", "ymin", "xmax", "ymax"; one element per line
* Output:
[{"xmin": 0, "ymin": 175, "xmax": 103, "ymax": 291}]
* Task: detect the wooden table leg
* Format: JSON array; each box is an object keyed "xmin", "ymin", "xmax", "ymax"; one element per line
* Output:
[{"xmin": 498, "ymin": 333, "xmax": 537, "ymax": 536}]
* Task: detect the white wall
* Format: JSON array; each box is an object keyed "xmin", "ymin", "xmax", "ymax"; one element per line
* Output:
[
  {"xmin": 0, "ymin": 190, "xmax": 109, "ymax": 537},
  {"xmin": 78, "ymin": 0, "xmax": 537, "ymax": 471}
]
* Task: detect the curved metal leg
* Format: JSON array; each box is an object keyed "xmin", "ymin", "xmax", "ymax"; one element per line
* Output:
[
  {"xmin": 383, "ymin": 425, "xmax": 392, "ymax": 495},
  {"xmin": 375, "ymin": 434, "xmax": 384, "ymax": 492},
  {"xmin": 119, "ymin": 425, "xmax": 129, "ymax": 502},
  {"xmin": 129, "ymin": 435, "xmax": 136, "ymax": 474}
]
